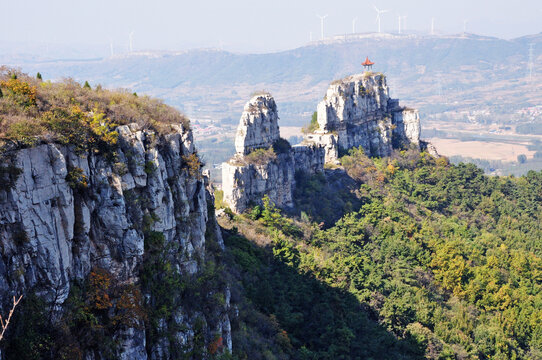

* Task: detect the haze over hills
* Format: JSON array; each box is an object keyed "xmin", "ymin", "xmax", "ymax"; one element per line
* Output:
[
  {"xmin": 6, "ymin": 32, "xmax": 541, "ymax": 119},
  {"xmin": 6, "ymin": 31, "xmax": 542, "ymax": 175}
]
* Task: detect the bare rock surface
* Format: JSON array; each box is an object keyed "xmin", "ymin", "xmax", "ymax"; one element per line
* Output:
[
  {"xmin": 223, "ymin": 94, "xmax": 325, "ymax": 213},
  {"xmin": 309, "ymin": 72, "xmax": 421, "ymax": 159},
  {"xmin": 222, "ymin": 73, "xmax": 426, "ymax": 214},
  {"xmin": 0, "ymin": 123, "xmax": 231, "ymax": 358},
  {"xmin": 235, "ymin": 93, "xmax": 280, "ymax": 155}
]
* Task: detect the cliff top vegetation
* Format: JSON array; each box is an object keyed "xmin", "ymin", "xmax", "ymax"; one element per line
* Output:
[{"xmin": 0, "ymin": 67, "xmax": 190, "ymax": 153}]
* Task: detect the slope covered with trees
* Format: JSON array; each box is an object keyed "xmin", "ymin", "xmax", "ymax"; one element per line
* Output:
[{"xmin": 218, "ymin": 148, "xmax": 542, "ymax": 359}]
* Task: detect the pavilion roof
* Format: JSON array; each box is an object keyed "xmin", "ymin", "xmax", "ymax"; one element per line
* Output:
[{"xmin": 362, "ymin": 57, "xmax": 374, "ymax": 66}]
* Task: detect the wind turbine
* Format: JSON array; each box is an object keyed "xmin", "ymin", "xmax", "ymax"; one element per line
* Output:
[
  {"xmin": 398, "ymin": 15, "xmax": 407, "ymax": 34},
  {"xmin": 373, "ymin": 5, "xmax": 390, "ymax": 33},
  {"xmin": 316, "ymin": 14, "xmax": 328, "ymax": 40},
  {"xmin": 129, "ymin": 31, "xmax": 134, "ymax": 52},
  {"xmin": 109, "ymin": 39, "xmax": 114, "ymax": 57},
  {"xmin": 463, "ymin": 20, "xmax": 468, "ymax": 33},
  {"xmin": 352, "ymin": 17, "xmax": 358, "ymax": 34},
  {"xmin": 431, "ymin": 17, "xmax": 435, "ymax": 35}
]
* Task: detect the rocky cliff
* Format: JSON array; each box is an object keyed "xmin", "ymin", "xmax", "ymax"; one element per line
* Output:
[
  {"xmin": 221, "ymin": 73, "xmax": 427, "ymax": 214},
  {"xmin": 222, "ymin": 94, "xmax": 324, "ymax": 213},
  {"xmin": 391, "ymin": 103, "xmax": 421, "ymax": 148},
  {"xmin": 234, "ymin": 94, "xmax": 280, "ymax": 155},
  {"xmin": 309, "ymin": 72, "xmax": 420, "ymax": 160},
  {"xmin": 0, "ymin": 123, "xmax": 231, "ymax": 358}
]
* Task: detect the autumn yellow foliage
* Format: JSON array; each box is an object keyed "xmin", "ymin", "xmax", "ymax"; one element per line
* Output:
[{"xmin": 0, "ymin": 78, "xmax": 37, "ymax": 107}]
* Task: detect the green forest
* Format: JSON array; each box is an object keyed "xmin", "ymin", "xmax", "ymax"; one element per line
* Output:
[{"xmin": 217, "ymin": 147, "xmax": 542, "ymax": 359}]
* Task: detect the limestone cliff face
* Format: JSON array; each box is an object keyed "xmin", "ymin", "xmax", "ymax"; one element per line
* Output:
[
  {"xmin": 310, "ymin": 73, "xmax": 420, "ymax": 160},
  {"xmin": 317, "ymin": 73, "xmax": 390, "ymax": 133},
  {"xmin": 0, "ymin": 123, "xmax": 231, "ymax": 358},
  {"xmin": 222, "ymin": 73, "xmax": 429, "ymax": 214},
  {"xmin": 234, "ymin": 94, "xmax": 280, "ymax": 155},
  {"xmin": 222, "ymin": 154, "xmax": 296, "ymax": 214},
  {"xmin": 222, "ymin": 95, "xmax": 324, "ymax": 213},
  {"xmin": 303, "ymin": 133, "xmax": 338, "ymax": 164},
  {"xmin": 391, "ymin": 106, "xmax": 421, "ymax": 147},
  {"xmin": 222, "ymin": 145, "xmax": 324, "ymax": 214}
]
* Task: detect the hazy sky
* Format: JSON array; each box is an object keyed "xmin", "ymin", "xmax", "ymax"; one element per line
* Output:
[{"xmin": 2, "ymin": 0, "xmax": 541, "ymax": 54}]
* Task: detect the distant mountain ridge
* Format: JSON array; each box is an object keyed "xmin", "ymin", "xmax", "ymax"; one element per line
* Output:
[{"xmin": 6, "ymin": 32, "xmax": 542, "ymax": 126}]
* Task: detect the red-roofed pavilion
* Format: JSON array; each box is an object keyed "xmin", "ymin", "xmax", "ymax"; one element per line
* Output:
[{"xmin": 362, "ymin": 57, "xmax": 374, "ymax": 71}]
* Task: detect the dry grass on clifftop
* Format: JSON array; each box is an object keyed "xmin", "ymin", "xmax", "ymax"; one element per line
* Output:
[{"xmin": 0, "ymin": 67, "xmax": 190, "ymax": 151}]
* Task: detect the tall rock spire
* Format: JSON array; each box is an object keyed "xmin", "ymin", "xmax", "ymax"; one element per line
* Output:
[{"xmin": 234, "ymin": 93, "xmax": 280, "ymax": 155}]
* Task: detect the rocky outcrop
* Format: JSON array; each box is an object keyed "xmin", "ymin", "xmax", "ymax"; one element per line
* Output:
[
  {"xmin": 234, "ymin": 94, "xmax": 280, "ymax": 155},
  {"xmin": 0, "ymin": 123, "xmax": 231, "ymax": 358},
  {"xmin": 316, "ymin": 73, "xmax": 390, "ymax": 133},
  {"xmin": 303, "ymin": 133, "xmax": 338, "ymax": 163},
  {"xmin": 420, "ymin": 140, "xmax": 440, "ymax": 158},
  {"xmin": 222, "ymin": 95, "xmax": 325, "ymax": 213},
  {"xmin": 222, "ymin": 73, "xmax": 432, "ymax": 214},
  {"xmin": 307, "ymin": 72, "xmax": 421, "ymax": 160},
  {"xmin": 222, "ymin": 145, "xmax": 324, "ymax": 214},
  {"xmin": 222, "ymin": 154, "xmax": 296, "ymax": 214}
]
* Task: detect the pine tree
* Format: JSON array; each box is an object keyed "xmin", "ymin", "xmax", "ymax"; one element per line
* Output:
[
  {"xmin": 83, "ymin": 81, "xmax": 91, "ymax": 89},
  {"xmin": 36, "ymin": 72, "xmax": 42, "ymax": 80},
  {"xmin": 261, "ymin": 195, "xmax": 282, "ymax": 228}
]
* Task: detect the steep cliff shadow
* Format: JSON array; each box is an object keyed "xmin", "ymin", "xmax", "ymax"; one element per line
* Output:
[
  {"xmin": 220, "ymin": 226, "xmax": 425, "ymax": 360},
  {"xmin": 289, "ymin": 169, "xmax": 364, "ymax": 228}
]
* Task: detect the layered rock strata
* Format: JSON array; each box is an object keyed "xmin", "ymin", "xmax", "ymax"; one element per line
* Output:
[{"xmin": 0, "ymin": 123, "xmax": 231, "ymax": 358}]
